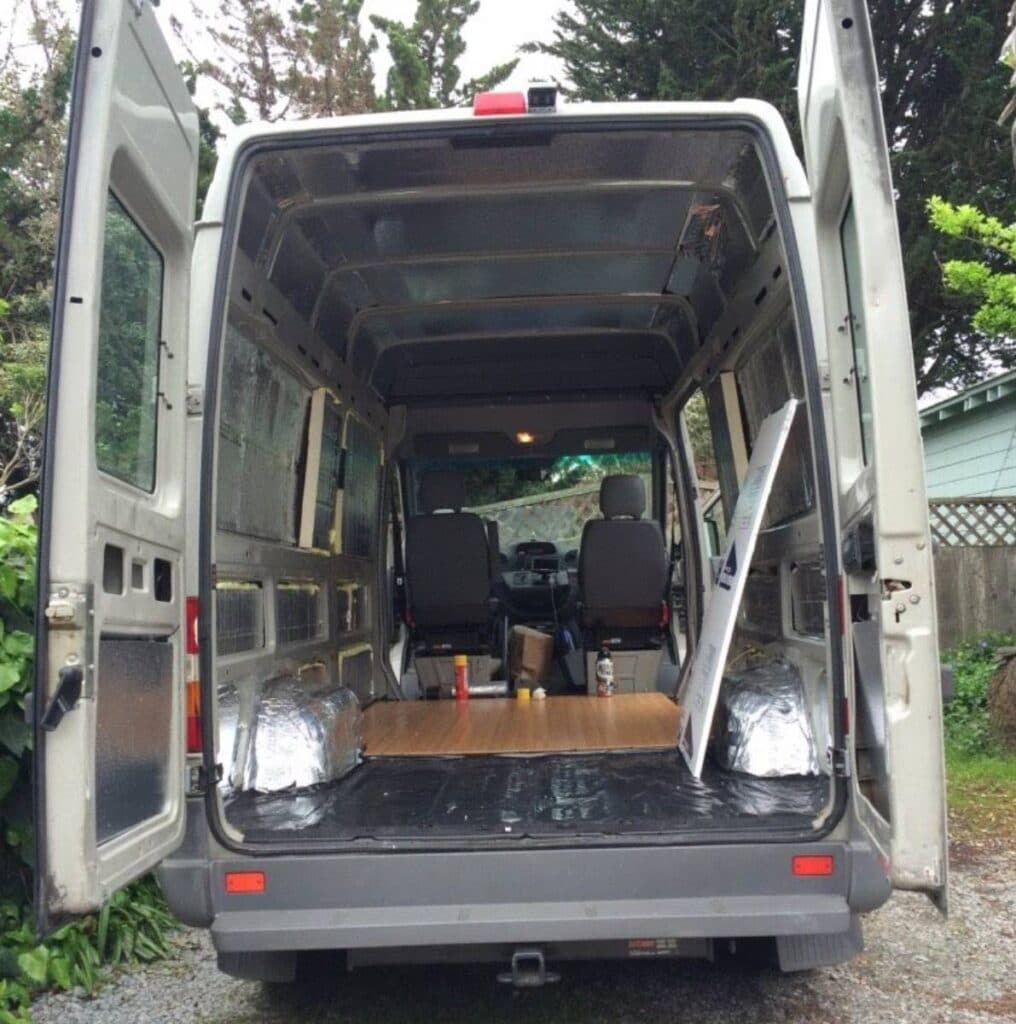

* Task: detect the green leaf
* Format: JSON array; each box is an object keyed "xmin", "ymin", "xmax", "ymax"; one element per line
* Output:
[
  {"xmin": 16, "ymin": 946, "xmax": 48, "ymax": 985},
  {"xmin": 7, "ymin": 496, "xmax": 36, "ymax": 518},
  {"xmin": 0, "ymin": 664, "xmax": 22, "ymax": 693},
  {"xmin": 0, "ymin": 757, "xmax": 19, "ymax": 802},
  {"xmin": 2, "ymin": 633, "xmax": 32, "ymax": 659},
  {"xmin": 48, "ymin": 955, "xmax": 72, "ymax": 991},
  {"xmin": 0, "ymin": 948, "xmax": 20, "ymax": 981},
  {"xmin": 0, "ymin": 717, "xmax": 30, "ymax": 758}
]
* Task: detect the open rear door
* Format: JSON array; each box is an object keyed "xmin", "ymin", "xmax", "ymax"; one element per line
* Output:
[
  {"xmin": 798, "ymin": 0, "xmax": 948, "ymax": 909},
  {"xmin": 34, "ymin": 0, "xmax": 198, "ymax": 931}
]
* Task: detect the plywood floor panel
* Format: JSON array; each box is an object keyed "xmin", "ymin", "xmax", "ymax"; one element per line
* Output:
[{"xmin": 362, "ymin": 693, "xmax": 680, "ymax": 756}]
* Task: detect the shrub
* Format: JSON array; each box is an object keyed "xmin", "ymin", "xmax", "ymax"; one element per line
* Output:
[
  {"xmin": 942, "ymin": 633, "xmax": 1016, "ymax": 756},
  {"xmin": 0, "ymin": 498, "xmax": 177, "ymax": 1020}
]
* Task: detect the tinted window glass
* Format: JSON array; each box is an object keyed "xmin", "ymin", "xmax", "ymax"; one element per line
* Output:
[{"xmin": 95, "ymin": 193, "xmax": 163, "ymax": 491}]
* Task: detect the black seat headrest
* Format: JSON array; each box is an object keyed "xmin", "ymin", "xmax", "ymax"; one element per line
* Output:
[
  {"xmin": 419, "ymin": 471, "xmax": 467, "ymax": 513},
  {"xmin": 600, "ymin": 474, "xmax": 646, "ymax": 519}
]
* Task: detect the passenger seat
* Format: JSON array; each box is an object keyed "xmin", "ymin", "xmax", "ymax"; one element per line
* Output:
[{"xmin": 579, "ymin": 474, "xmax": 669, "ymax": 648}]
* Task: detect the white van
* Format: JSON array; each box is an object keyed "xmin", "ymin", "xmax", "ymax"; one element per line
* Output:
[{"xmin": 34, "ymin": 0, "xmax": 947, "ymax": 984}]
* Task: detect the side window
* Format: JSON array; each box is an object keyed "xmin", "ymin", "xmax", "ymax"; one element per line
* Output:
[
  {"xmin": 95, "ymin": 193, "xmax": 164, "ymax": 491},
  {"xmin": 840, "ymin": 200, "xmax": 874, "ymax": 464},
  {"xmin": 682, "ymin": 389, "xmax": 723, "ymax": 548},
  {"xmin": 342, "ymin": 416, "xmax": 381, "ymax": 559}
]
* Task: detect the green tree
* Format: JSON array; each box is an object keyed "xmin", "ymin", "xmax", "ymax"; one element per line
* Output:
[
  {"xmin": 371, "ymin": 0, "xmax": 517, "ymax": 110},
  {"xmin": 928, "ymin": 196, "xmax": 1016, "ymax": 339},
  {"xmin": 534, "ymin": 0, "xmax": 1015, "ymax": 395},
  {"xmin": 172, "ymin": 0, "xmax": 377, "ymax": 121},
  {"xmin": 180, "ymin": 63, "xmax": 224, "ymax": 214},
  {"xmin": 289, "ymin": 0, "xmax": 377, "ymax": 117},
  {"xmin": 0, "ymin": 0, "xmax": 74, "ymax": 501}
]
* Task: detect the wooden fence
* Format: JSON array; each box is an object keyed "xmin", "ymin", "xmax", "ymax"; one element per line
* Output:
[{"xmin": 930, "ymin": 499, "xmax": 1016, "ymax": 648}]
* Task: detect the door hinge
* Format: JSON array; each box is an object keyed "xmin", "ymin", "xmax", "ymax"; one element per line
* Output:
[
  {"xmin": 195, "ymin": 762, "xmax": 223, "ymax": 792},
  {"xmin": 186, "ymin": 385, "xmax": 204, "ymax": 415},
  {"xmin": 830, "ymin": 746, "xmax": 851, "ymax": 778},
  {"xmin": 842, "ymin": 521, "xmax": 876, "ymax": 574}
]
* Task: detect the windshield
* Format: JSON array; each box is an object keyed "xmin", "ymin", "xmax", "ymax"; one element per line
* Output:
[{"xmin": 410, "ymin": 453, "xmax": 653, "ymax": 551}]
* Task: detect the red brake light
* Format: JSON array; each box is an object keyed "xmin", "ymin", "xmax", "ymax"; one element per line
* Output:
[
  {"xmin": 185, "ymin": 596, "xmax": 201, "ymax": 754},
  {"xmin": 225, "ymin": 871, "xmax": 266, "ymax": 894},
  {"xmin": 792, "ymin": 854, "xmax": 835, "ymax": 877},
  {"xmin": 473, "ymin": 91, "xmax": 526, "ymax": 116},
  {"xmin": 186, "ymin": 596, "xmax": 200, "ymax": 655}
]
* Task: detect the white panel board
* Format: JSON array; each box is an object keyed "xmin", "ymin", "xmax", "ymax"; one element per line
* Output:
[{"xmin": 677, "ymin": 399, "xmax": 799, "ymax": 777}]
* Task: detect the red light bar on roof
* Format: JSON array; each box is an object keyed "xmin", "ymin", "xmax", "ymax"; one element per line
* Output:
[{"xmin": 473, "ymin": 91, "xmax": 527, "ymax": 116}]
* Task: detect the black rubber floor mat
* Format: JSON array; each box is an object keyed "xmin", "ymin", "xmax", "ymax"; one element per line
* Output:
[{"xmin": 226, "ymin": 751, "xmax": 829, "ymax": 842}]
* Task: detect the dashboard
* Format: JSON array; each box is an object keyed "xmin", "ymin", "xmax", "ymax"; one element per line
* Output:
[{"xmin": 499, "ymin": 540, "xmax": 578, "ymax": 610}]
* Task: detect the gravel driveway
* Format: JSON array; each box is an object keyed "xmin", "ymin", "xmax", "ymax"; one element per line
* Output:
[{"xmin": 33, "ymin": 844, "xmax": 1015, "ymax": 1024}]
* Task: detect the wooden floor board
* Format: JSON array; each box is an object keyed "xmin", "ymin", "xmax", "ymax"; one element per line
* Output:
[{"xmin": 362, "ymin": 693, "xmax": 680, "ymax": 756}]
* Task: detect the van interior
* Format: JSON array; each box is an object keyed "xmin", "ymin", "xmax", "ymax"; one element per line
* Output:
[{"xmin": 208, "ymin": 118, "xmax": 837, "ymax": 846}]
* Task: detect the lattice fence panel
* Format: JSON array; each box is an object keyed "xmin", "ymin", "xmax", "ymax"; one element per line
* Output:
[{"xmin": 928, "ymin": 498, "xmax": 1016, "ymax": 547}]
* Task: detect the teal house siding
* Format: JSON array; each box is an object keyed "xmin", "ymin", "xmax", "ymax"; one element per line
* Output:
[{"xmin": 920, "ymin": 370, "xmax": 1016, "ymax": 498}]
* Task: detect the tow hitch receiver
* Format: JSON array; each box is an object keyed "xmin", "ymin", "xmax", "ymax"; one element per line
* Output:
[{"xmin": 497, "ymin": 949, "xmax": 560, "ymax": 988}]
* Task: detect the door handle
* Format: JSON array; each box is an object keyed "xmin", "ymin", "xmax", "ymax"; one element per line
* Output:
[{"xmin": 40, "ymin": 664, "xmax": 84, "ymax": 732}]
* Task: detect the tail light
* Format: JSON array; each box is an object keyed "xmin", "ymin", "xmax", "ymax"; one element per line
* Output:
[
  {"xmin": 792, "ymin": 854, "xmax": 835, "ymax": 877},
  {"xmin": 224, "ymin": 871, "xmax": 266, "ymax": 894},
  {"xmin": 185, "ymin": 597, "xmax": 201, "ymax": 754}
]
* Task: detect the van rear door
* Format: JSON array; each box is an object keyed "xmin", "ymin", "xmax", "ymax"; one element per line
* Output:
[
  {"xmin": 34, "ymin": 0, "xmax": 197, "ymax": 932},
  {"xmin": 798, "ymin": 0, "xmax": 948, "ymax": 908}
]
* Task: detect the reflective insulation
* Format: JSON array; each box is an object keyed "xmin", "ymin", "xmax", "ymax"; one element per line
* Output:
[
  {"xmin": 715, "ymin": 661, "xmax": 821, "ymax": 777},
  {"xmin": 243, "ymin": 678, "xmax": 363, "ymax": 793},
  {"xmin": 215, "ymin": 582, "xmax": 264, "ymax": 656},
  {"xmin": 217, "ymin": 324, "xmax": 310, "ymax": 544},
  {"xmin": 226, "ymin": 750, "xmax": 828, "ymax": 841},
  {"xmin": 275, "ymin": 582, "xmax": 324, "ymax": 645},
  {"xmin": 95, "ymin": 638, "xmax": 174, "ymax": 844}
]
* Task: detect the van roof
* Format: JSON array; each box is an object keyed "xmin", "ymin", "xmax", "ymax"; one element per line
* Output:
[{"xmin": 204, "ymin": 102, "xmax": 808, "ymax": 407}]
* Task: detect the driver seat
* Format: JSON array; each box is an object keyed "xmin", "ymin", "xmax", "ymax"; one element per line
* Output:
[
  {"xmin": 578, "ymin": 474, "xmax": 669, "ymax": 642},
  {"xmin": 405, "ymin": 471, "xmax": 493, "ymax": 649}
]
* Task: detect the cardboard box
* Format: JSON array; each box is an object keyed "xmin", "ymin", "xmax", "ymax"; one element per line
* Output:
[{"xmin": 509, "ymin": 626, "xmax": 554, "ymax": 683}]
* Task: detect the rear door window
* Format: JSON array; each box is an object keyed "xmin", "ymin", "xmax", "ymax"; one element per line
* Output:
[{"xmin": 95, "ymin": 192, "xmax": 164, "ymax": 491}]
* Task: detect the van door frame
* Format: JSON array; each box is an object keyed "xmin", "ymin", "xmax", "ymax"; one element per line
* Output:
[{"xmin": 198, "ymin": 112, "xmax": 848, "ymax": 855}]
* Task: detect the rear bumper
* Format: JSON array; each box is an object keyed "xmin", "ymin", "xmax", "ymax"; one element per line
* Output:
[
  {"xmin": 160, "ymin": 810, "xmax": 890, "ymax": 954},
  {"xmin": 211, "ymin": 893, "xmax": 851, "ymax": 953}
]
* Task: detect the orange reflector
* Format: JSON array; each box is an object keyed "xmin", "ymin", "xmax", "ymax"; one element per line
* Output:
[
  {"xmin": 473, "ymin": 90, "xmax": 526, "ymax": 116},
  {"xmin": 186, "ymin": 679, "xmax": 202, "ymax": 754},
  {"xmin": 225, "ymin": 871, "xmax": 266, "ymax": 894},
  {"xmin": 792, "ymin": 854, "xmax": 834, "ymax": 877}
]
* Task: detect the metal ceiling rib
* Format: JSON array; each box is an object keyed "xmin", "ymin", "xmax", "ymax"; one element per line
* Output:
[
  {"xmin": 346, "ymin": 293, "xmax": 698, "ymax": 374},
  {"xmin": 235, "ymin": 122, "xmax": 773, "ymax": 403}
]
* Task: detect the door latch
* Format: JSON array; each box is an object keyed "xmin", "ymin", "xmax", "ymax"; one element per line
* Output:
[
  {"xmin": 40, "ymin": 664, "xmax": 84, "ymax": 732},
  {"xmin": 829, "ymin": 745, "xmax": 851, "ymax": 778}
]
